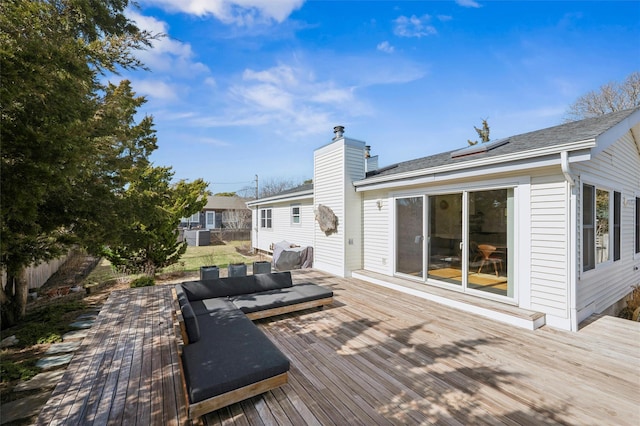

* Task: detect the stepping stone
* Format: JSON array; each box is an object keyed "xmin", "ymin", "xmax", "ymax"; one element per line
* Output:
[
  {"xmin": 14, "ymin": 370, "xmax": 65, "ymax": 392},
  {"xmin": 62, "ymin": 330, "xmax": 88, "ymax": 341},
  {"xmin": 45, "ymin": 341, "xmax": 81, "ymax": 355},
  {"xmin": 0, "ymin": 391, "xmax": 52, "ymax": 424},
  {"xmin": 75, "ymin": 313, "xmax": 98, "ymax": 321},
  {"xmin": 36, "ymin": 354, "xmax": 73, "ymax": 370},
  {"xmin": 69, "ymin": 319, "xmax": 94, "ymax": 329}
]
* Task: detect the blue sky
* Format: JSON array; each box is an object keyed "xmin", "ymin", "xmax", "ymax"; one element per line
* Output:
[{"xmin": 121, "ymin": 0, "xmax": 640, "ymax": 195}]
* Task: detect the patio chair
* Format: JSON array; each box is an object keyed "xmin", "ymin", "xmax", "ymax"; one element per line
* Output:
[{"xmin": 477, "ymin": 244, "xmax": 503, "ymax": 277}]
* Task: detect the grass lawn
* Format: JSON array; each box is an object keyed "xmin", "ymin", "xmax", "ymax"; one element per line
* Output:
[{"xmin": 161, "ymin": 241, "xmax": 263, "ymax": 273}]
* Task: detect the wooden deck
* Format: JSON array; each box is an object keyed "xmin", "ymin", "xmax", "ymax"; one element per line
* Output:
[{"xmin": 37, "ymin": 270, "xmax": 640, "ymax": 425}]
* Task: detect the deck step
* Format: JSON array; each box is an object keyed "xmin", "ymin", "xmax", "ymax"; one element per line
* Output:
[{"xmin": 352, "ymin": 270, "xmax": 545, "ymax": 330}]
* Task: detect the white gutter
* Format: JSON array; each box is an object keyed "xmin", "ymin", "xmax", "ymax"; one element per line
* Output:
[
  {"xmin": 561, "ymin": 150, "xmax": 579, "ymax": 331},
  {"xmin": 354, "ymin": 139, "xmax": 596, "ymax": 189},
  {"xmin": 560, "ymin": 151, "xmax": 575, "ymax": 186},
  {"xmin": 246, "ymin": 190, "xmax": 314, "ymax": 207}
]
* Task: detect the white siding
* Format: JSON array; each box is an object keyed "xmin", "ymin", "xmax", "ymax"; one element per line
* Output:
[
  {"xmin": 362, "ymin": 190, "xmax": 391, "ymax": 274},
  {"xmin": 313, "ymin": 137, "xmax": 366, "ymax": 276},
  {"xmin": 572, "ymin": 129, "xmax": 640, "ymax": 322},
  {"xmin": 313, "ymin": 143, "xmax": 346, "ymax": 275},
  {"xmin": 252, "ymin": 200, "xmax": 314, "ymax": 253},
  {"xmin": 529, "ymin": 173, "xmax": 570, "ymax": 319},
  {"xmin": 344, "ymin": 144, "xmax": 365, "ymax": 273}
]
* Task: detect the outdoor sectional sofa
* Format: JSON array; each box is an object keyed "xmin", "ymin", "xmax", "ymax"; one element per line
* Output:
[{"xmin": 172, "ymin": 271, "xmax": 333, "ymax": 420}]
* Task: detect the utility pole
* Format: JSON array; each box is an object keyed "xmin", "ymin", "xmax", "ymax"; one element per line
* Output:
[{"xmin": 255, "ymin": 174, "xmax": 259, "ymax": 200}]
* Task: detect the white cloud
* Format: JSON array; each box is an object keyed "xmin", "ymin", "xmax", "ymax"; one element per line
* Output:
[
  {"xmin": 131, "ymin": 79, "xmax": 180, "ymax": 101},
  {"xmin": 127, "ymin": 10, "xmax": 210, "ymax": 76},
  {"xmin": 393, "ymin": 15, "xmax": 437, "ymax": 38},
  {"xmin": 190, "ymin": 63, "xmax": 362, "ymax": 137},
  {"xmin": 455, "ymin": 0, "xmax": 481, "ymax": 8},
  {"xmin": 194, "ymin": 137, "xmax": 231, "ymax": 147},
  {"xmin": 377, "ymin": 41, "xmax": 395, "ymax": 54},
  {"xmin": 204, "ymin": 77, "xmax": 217, "ymax": 88},
  {"xmin": 139, "ymin": 0, "xmax": 305, "ymax": 25}
]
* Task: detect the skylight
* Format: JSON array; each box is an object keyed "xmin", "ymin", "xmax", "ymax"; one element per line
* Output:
[{"xmin": 450, "ymin": 138, "xmax": 510, "ymax": 159}]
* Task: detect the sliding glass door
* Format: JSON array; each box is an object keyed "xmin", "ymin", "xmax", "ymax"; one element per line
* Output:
[
  {"xmin": 394, "ymin": 187, "xmax": 514, "ymax": 301},
  {"xmin": 395, "ymin": 196, "xmax": 424, "ymax": 278},
  {"xmin": 427, "ymin": 194, "xmax": 463, "ymax": 286},
  {"xmin": 467, "ymin": 189, "xmax": 513, "ymax": 298}
]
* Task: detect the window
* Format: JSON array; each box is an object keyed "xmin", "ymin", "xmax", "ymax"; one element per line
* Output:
[
  {"xmin": 260, "ymin": 208, "xmax": 272, "ymax": 229},
  {"xmin": 636, "ymin": 197, "xmax": 640, "ymax": 255},
  {"xmin": 614, "ymin": 192, "xmax": 620, "ymax": 261},
  {"xmin": 582, "ymin": 184, "xmax": 622, "ymax": 272},
  {"xmin": 291, "ymin": 205, "xmax": 301, "ymax": 224},
  {"xmin": 583, "ymin": 184, "xmax": 595, "ymax": 271}
]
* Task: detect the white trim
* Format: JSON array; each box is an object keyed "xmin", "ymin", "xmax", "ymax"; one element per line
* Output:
[
  {"xmin": 315, "ymin": 136, "xmax": 367, "ymax": 155},
  {"xmin": 290, "ymin": 204, "xmax": 301, "ymax": 226},
  {"xmin": 387, "ymin": 176, "xmax": 529, "ymax": 306},
  {"xmin": 591, "ymin": 108, "xmax": 640, "ymax": 156},
  {"xmin": 567, "ymin": 180, "xmax": 578, "ymax": 331},
  {"xmin": 247, "ymin": 190, "xmax": 313, "ymax": 207},
  {"xmin": 355, "ymin": 141, "xmax": 595, "ymax": 191},
  {"xmin": 352, "ymin": 271, "xmax": 545, "ymax": 330},
  {"xmin": 579, "ymin": 174, "xmax": 624, "ymax": 276}
]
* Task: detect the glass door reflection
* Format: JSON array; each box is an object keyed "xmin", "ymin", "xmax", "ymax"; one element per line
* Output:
[
  {"xmin": 396, "ymin": 197, "xmax": 424, "ymax": 278},
  {"xmin": 427, "ymin": 194, "xmax": 463, "ymax": 286},
  {"xmin": 467, "ymin": 189, "xmax": 513, "ymax": 297}
]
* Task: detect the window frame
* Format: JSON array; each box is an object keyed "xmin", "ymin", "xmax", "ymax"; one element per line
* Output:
[
  {"xmin": 635, "ymin": 196, "xmax": 640, "ymax": 257},
  {"xmin": 581, "ymin": 182, "xmax": 622, "ymax": 273},
  {"xmin": 260, "ymin": 208, "xmax": 272, "ymax": 229},
  {"xmin": 291, "ymin": 204, "xmax": 301, "ymax": 225}
]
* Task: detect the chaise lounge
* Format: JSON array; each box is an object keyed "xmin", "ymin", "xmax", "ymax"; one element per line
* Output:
[{"xmin": 172, "ymin": 271, "xmax": 333, "ymax": 420}]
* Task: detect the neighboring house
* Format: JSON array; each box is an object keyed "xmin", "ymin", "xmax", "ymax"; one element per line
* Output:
[
  {"xmin": 181, "ymin": 195, "xmax": 251, "ymax": 230},
  {"xmin": 248, "ymin": 108, "xmax": 640, "ymax": 331}
]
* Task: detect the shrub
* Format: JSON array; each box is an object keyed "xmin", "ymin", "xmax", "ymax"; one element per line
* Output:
[
  {"xmin": 0, "ymin": 359, "xmax": 40, "ymax": 382},
  {"xmin": 130, "ymin": 276, "xmax": 155, "ymax": 288},
  {"xmin": 5, "ymin": 301, "xmax": 86, "ymax": 347}
]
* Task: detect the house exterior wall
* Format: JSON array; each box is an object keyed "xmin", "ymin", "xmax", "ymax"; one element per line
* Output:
[
  {"xmin": 572, "ymin": 129, "xmax": 640, "ymax": 323},
  {"xmin": 313, "ymin": 137, "xmax": 366, "ymax": 277},
  {"xmin": 362, "ymin": 190, "xmax": 392, "ymax": 275},
  {"xmin": 528, "ymin": 172, "xmax": 571, "ymax": 325},
  {"xmin": 358, "ymin": 170, "xmax": 581, "ymax": 328},
  {"xmin": 251, "ymin": 199, "xmax": 314, "ymax": 253}
]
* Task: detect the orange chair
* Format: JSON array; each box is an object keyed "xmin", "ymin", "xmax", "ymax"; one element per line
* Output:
[{"xmin": 477, "ymin": 244, "xmax": 502, "ymax": 277}]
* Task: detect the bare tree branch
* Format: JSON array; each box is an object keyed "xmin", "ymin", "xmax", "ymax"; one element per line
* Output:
[{"xmin": 565, "ymin": 71, "xmax": 640, "ymax": 122}]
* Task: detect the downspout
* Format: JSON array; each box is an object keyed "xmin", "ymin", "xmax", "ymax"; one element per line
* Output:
[{"xmin": 561, "ymin": 151, "xmax": 578, "ymax": 331}]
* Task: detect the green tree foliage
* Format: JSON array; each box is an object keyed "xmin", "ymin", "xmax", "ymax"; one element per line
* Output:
[
  {"xmin": 0, "ymin": 0, "xmax": 205, "ymax": 327},
  {"xmin": 215, "ymin": 192, "xmax": 237, "ymax": 197},
  {"xmin": 565, "ymin": 71, "xmax": 640, "ymax": 122},
  {"xmin": 102, "ymin": 168, "xmax": 209, "ymax": 276},
  {"xmin": 1, "ymin": 0, "xmax": 152, "ymax": 327},
  {"xmin": 467, "ymin": 119, "xmax": 490, "ymax": 146}
]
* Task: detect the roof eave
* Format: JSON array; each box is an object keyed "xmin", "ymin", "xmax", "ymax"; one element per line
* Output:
[
  {"xmin": 246, "ymin": 190, "xmax": 314, "ymax": 207},
  {"xmin": 354, "ymin": 138, "xmax": 596, "ymax": 189}
]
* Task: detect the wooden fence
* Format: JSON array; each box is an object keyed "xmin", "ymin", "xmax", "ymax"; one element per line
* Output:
[{"xmin": 1, "ymin": 253, "xmax": 70, "ymax": 291}]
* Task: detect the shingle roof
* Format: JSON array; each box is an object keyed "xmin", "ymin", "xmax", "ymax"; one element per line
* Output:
[
  {"xmin": 365, "ymin": 106, "xmax": 640, "ymax": 179},
  {"xmin": 270, "ymin": 182, "xmax": 314, "ymax": 197},
  {"xmin": 203, "ymin": 195, "xmax": 249, "ymax": 210}
]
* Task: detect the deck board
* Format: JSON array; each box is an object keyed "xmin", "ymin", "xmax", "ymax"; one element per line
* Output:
[{"xmin": 37, "ymin": 270, "xmax": 640, "ymax": 425}]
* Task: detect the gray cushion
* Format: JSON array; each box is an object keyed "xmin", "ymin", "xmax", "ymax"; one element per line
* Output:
[
  {"xmin": 180, "ymin": 302, "xmax": 200, "ymax": 343},
  {"xmin": 181, "ymin": 311, "xmax": 290, "ymax": 404},
  {"xmin": 181, "ymin": 275, "xmax": 258, "ymax": 300},
  {"xmin": 253, "ymin": 272, "xmax": 293, "ymax": 292},
  {"xmin": 175, "ymin": 285, "xmax": 190, "ymax": 308},
  {"xmin": 231, "ymin": 283, "xmax": 333, "ymax": 314},
  {"xmin": 189, "ymin": 297, "xmax": 238, "ymax": 317}
]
